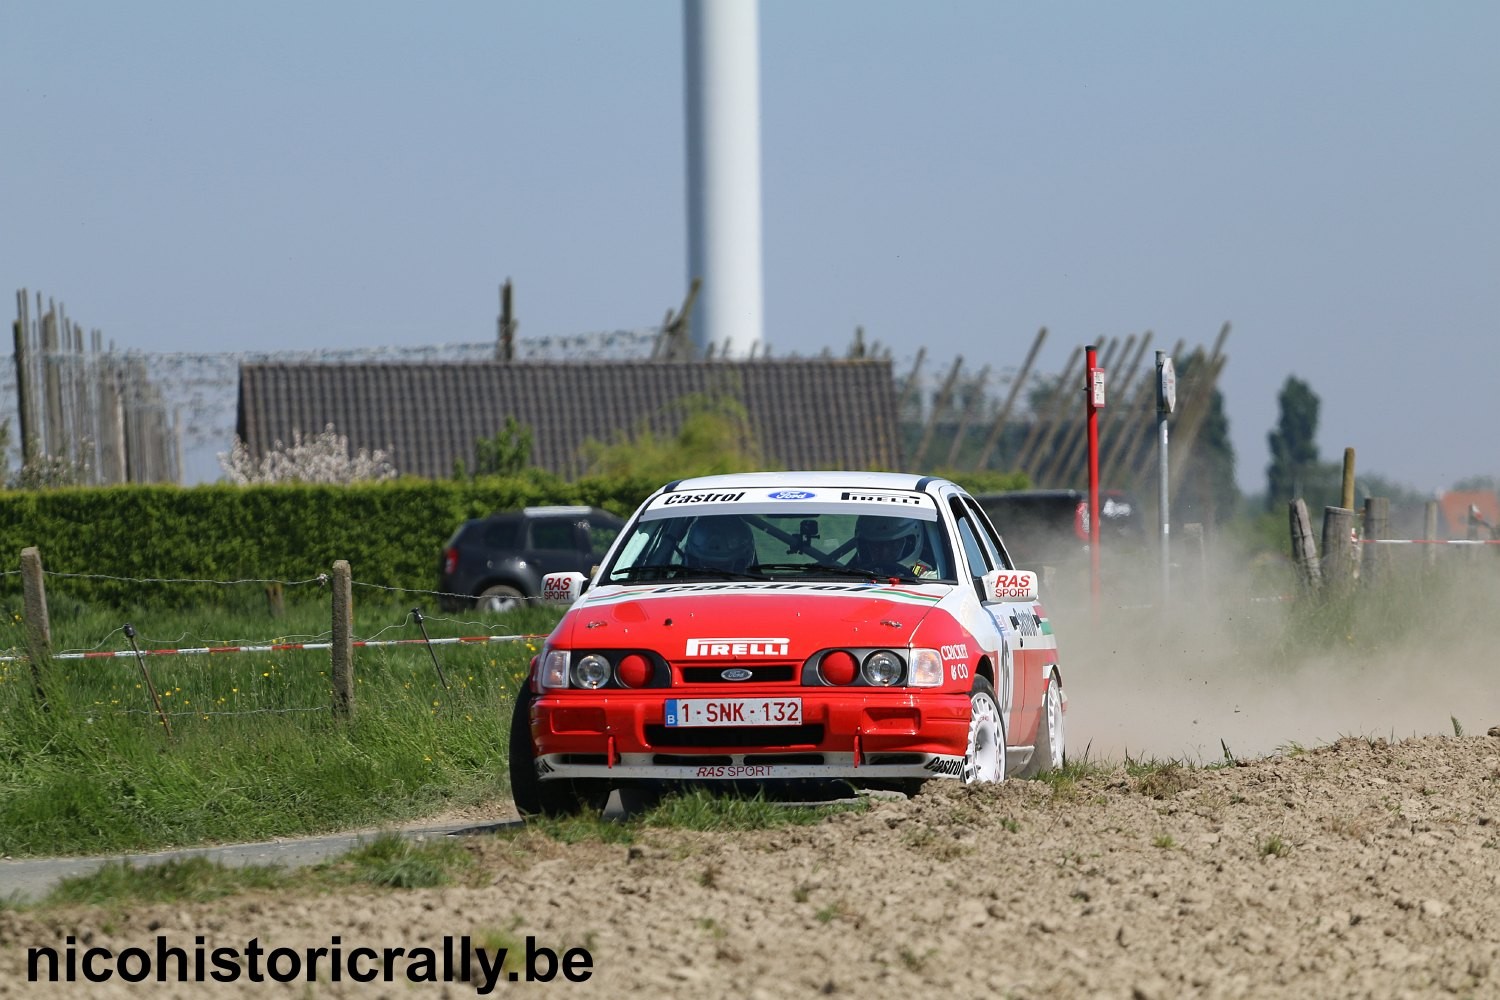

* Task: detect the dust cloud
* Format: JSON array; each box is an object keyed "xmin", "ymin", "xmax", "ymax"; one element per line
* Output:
[{"xmin": 1039, "ymin": 542, "xmax": 1500, "ymax": 763}]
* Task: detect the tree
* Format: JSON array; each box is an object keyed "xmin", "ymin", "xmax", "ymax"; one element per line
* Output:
[
  {"xmin": 579, "ymin": 391, "xmax": 767, "ymax": 482},
  {"xmin": 1266, "ymin": 376, "xmax": 1320, "ymax": 511},
  {"xmin": 1450, "ymin": 475, "xmax": 1500, "ymax": 494},
  {"xmin": 454, "ymin": 416, "xmax": 533, "ymax": 479},
  {"xmin": 1174, "ymin": 358, "xmax": 1237, "ymax": 524},
  {"xmin": 217, "ymin": 424, "xmax": 398, "ymax": 484}
]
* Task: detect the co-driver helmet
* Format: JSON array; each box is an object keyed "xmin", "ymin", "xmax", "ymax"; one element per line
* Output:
[
  {"xmin": 683, "ymin": 516, "xmax": 755, "ymax": 572},
  {"xmin": 854, "ymin": 515, "xmax": 922, "ymax": 566}
]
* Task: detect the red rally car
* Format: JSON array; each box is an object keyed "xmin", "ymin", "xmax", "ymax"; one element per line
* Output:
[{"xmin": 508, "ymin": 472, "xmax": 1067, "ymax": 816}]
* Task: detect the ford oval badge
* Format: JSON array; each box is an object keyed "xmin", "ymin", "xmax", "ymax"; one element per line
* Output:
[
  {"xmin": 721, "ymin": 668, "xmax": 753, "ymax": 681},
  {"xmin": 767, "ymin": 490, "xmax": 815, "ymax": 500}
]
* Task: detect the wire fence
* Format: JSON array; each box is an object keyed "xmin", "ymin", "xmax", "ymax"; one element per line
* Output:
[{"xmin": 1, "ymin": 561, "xmax": 560, "ymax": 736}]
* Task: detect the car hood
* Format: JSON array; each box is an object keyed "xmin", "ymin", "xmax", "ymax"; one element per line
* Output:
[{"xmin": 551, "ymin": 581, "xmax": 951, "ymax": 657}]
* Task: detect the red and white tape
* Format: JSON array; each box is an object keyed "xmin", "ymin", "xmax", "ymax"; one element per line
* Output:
[
  {"xmin": 0, "ymin": 634, "xmax": 540, "ymax": 663},
  {"xmin": 1359, "ymin": 538, "xmax": 1500, "ymax": 545}
]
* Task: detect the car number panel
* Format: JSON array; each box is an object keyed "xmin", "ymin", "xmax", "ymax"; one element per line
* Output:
[{"xmin": 665, "ymin": 698, "xmax": 802, "ymax": 727}]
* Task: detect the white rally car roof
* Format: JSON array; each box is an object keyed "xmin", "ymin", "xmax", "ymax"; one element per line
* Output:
[
  {"xmin": 665, "ymin": 471, "xmax": 949, "ymax": 493},
  {"xmin": 643, "ymin": 471, "xmax": 954, "ymax": 522}
]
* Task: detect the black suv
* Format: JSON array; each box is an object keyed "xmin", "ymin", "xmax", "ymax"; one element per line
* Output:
[
  {"xmin": 972, "ymin": 489, "xmax": 1144, "ymax": 570},
  {"xmin": 438, "ymin": 506, "xmax": 625, "ymax": 612}
]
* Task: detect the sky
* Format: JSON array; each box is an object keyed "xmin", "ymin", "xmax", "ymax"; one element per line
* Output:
[{"xmin": 4, "ymin": 1, "xmax": 1498, "ymax": 495}]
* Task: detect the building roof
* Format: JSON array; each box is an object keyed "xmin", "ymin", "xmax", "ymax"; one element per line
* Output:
[
  {"xmin": 1436, "ymin": 490, "xmax": 1500, "ymax": 538},
  {"xmin": 235, "ymin": 359, "xmax": 902, "ymax": 479}
]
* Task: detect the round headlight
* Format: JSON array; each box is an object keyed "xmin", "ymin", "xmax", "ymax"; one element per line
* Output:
[
  {"xmin": 861, "ymin": 650, "xmax": 903, "ymax": 686},
  {"xmin": 573, "ymin": 654, "xmax": 611, "ymax": 689}
]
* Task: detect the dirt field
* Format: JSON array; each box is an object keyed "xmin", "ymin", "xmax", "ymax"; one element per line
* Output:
[{"xmin": 5, "ymin": 571, "xmax": 1500, "ymax": 998}]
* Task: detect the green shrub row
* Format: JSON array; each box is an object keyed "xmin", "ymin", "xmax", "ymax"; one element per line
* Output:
[
  {"xmin": 0, "ymin": 468, "xmax": 1028, "ymax": 612},
  {"xmin": 0, "ymin": 471, "xmax": 665, "ymax": 611}
]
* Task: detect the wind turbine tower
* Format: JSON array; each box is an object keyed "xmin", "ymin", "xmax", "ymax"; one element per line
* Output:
[{"xmin": 683, "ymin": 0, "xmax": 765, "ymax": 358}]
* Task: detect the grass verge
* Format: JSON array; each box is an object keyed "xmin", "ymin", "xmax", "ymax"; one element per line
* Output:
[
  {"xmin": 0, "ymin": 598, "xmax": 564, "ymax": 857},
  {"xmin": 16, "ymin": 790, "xmax": 868, "ymax": 910}
]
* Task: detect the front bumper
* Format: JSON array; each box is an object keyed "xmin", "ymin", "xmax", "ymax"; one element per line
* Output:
[{"xmin": 530, "ymin": 687, "xmax": 972, "ymax": 783}]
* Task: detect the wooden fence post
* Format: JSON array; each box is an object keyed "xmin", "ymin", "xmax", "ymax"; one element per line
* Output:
[
  {"xmin": 1015, "ymin": 346, "xmax": 1083, "ymax": 483},
  {"xmin": 943, "ymin": 364, "xmax": 989, "ymax": 468},
  {"xmin": 331, "ymin": 560, "xmax": 355, "ymax": 719},
  {"xmin": 973, "ymin": 326, "xmax": 1046, "ymax": 471},
  {"xmin": 1340, "ymin": 448, "xmax": 1356, "ymax": 511},
  {"xmin": 1321, "ymin": 507, "xmax": 1357, "ymax": 601},
  {"xmin": 1289, "ymin": 499, "xmax": 1321, "ymax": 592},
  {"xmin": 20, "ymin": 546, "xmax": 51, "ymax": 708},
  {"xmin": 1424, "ymin": 500, "xmax": 1439, "ymax": 571},
  {"xmin": 1362, "ymin": 497, "xmax": 1389, "ymax": 586},
  {"xmin": 13, "ymin": 307, "xmax": 37, "ymax": 468},
  {"xmin": 911, "ymin": 355, "xmax": 964, "ymax": 469}
]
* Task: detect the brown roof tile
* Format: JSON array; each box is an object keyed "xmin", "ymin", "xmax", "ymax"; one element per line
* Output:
[{"xmin": 235, "ymin": 359, "xmax": 901, "ymax": 478}]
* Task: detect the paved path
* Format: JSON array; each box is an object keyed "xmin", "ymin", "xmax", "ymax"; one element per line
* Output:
[{"xmin": 0, "ymin": 818, "xmax": 519, "ymax": 903}]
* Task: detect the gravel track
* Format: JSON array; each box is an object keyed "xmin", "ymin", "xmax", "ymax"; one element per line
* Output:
[{"xmin": 4, "ymin": 731, "xmax": 1499, "ymax": 999}]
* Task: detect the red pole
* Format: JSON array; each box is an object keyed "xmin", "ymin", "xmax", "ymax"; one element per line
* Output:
[{"xmin": 1085, "ymin": 344, "xmax": 1104, "ymax": 615}]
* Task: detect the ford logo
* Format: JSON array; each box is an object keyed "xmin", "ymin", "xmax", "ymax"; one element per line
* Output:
[
  {"xmin": 721, "ymin": 668, "xmax": 754, "ymax": 681},
  {"xmin": 767, "ymin": 490, "xmax": 815, "ymax": 500}
]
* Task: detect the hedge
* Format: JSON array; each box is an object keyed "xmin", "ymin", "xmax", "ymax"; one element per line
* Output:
[
  {"xmin": 0, "ymin": 468, "xmax": 1026, "ymax": 612},
  {"xmin": 0, "ymin": 472, "xmax": 664, "ymax": 611}
]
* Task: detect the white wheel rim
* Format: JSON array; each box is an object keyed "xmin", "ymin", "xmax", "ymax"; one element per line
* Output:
[
  {"xmin": 964, "ymin": 691, "xmax": 1003, "ymax": 784},
  {"xmin": 1046, "ymin": 679, "xmax": 1065, "ymax": 770}
]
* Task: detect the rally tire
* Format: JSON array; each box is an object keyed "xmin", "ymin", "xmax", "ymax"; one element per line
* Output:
[
  {"xmin": 477, "ymin": 584, "xmax": 524, "ymax": 614},
  {"xmin": 963, "ymin": 676, "xmax": 1007, "ymax": 784},
  {"xmin": 508, "ymin": 685, "xmax": 597, "ymax": 818},
  {"xmin": 1020, "ymin": 670, "xmax": 1066, "ymax": 778}
]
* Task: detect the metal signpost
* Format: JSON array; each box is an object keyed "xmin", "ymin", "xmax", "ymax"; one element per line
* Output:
[
  {"xmin": 1085, "ymin": 345, "xmax": 1105, "ymax": 616},
  {"xmin": 1156, "ymin": 351, "xmax": 1176, "ymax": 605}
]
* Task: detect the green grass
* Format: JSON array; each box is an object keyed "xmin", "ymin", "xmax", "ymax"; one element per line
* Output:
[
  {"xmin": 636, "ymin": 786, "xmax": 868, "ymax": 831},
  {"xmin": 322, "ymin": 832, "xmax": 476, "ymax": 889},
  {"xmin": 37, "ymin": 834, "xmax": 477, "ymax": 907},
  {"xmin": 12, "ymin": 789, "xmax": 868, "ymax": 910},
  {"xmin": 1259, "ymin": 834, "xmax": 1289, "ymax": 858},
  {"xmin": 1034, "ymin": 755, "xmax": 1109, "ymax": 796},
  {"xmin": 45, "ymin": 856, "xmax": 297, "ymax": 906},
  {"xmin": 519, "ymin": 787, "xmax": 870, "ymax": 847},
  {"xmin": 0, "ymin": 596, "xmax": 564, "ymax": 856}
]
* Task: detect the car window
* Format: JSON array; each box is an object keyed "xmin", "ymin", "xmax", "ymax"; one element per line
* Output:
[
  {"xmin": 601, "ymin": 508, "xmax": 957, "ymax": 583},
  {"xmin": 963, "ymin": 497, "xmax": 1012, "ymax": 570},
  {"xmin": 948, "ymin": 498, "xmax": 993, "ymax": 578},
  {"xmin": 586, "ymin": 517, "xmax": 622, "ymax": 555},
  {"xmin": 530, "ymin": 519, "xmax": 581, "ymax": 552},
  {"xmin": 481, "ymin": 521, "xmax": 521, "ymax": 549}
]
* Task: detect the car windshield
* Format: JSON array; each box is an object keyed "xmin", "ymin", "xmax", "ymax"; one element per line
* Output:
[{"xmin": 602, "ymin": 509, "xmax": 957, "ymax": 584}]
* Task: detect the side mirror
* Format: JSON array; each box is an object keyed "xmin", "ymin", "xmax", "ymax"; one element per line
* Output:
[
  {"xmin": 542, "ymin": 571, "xmax": 588, "ymax": 604},
  {"xmin": 982, "ymin": 568, "xmax": 1039, "ymax": 603}
]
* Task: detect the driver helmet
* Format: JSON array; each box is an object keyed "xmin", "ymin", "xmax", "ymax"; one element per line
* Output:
[
  {"xmin": 855, "ymin": 515, "xmax": 922, "ymax": 567},
  {"xmin": 683, "ymin": 516, "xmax": 755, "ymax": 572}
]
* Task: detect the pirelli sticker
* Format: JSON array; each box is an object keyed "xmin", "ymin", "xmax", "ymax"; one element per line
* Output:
[{"xmin": 838, "ymin": 491, "xmax": 927, "ymax": 506}]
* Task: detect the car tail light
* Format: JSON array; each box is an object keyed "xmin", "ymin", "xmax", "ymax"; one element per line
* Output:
[
  {"xmin": 1074, "ymin": 502, "xmax": 1089, "ymax": 541},
  {"xmin": 442, "ymin": 546, "xmax": 459, "ymax": 576},
  {"xmin": 819, "ymin": 650, "xmax": 858, "ymax": 685},
  {"xmin": 616, "ymin": 653, "xmax": 651, "ymax": 688}
]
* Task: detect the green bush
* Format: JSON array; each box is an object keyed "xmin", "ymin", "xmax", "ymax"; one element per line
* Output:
[
  {"xmin": 0, "ymin": 466, "xmax": 1032, "ymax": 612},
  {"xmin": 0, "ymin": 474, "xmax": 658, "ymax": 610}
]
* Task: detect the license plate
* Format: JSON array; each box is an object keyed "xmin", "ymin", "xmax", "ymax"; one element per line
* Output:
[{"xmin": 664, "ymin": 698, "xmax": 802, "ymax": 727}]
